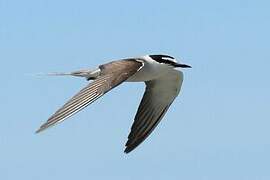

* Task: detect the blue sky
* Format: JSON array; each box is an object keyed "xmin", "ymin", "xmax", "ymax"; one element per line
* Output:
[{"xmin": 1, "ymin": 0, "xmax": 270, "ymax": 179}]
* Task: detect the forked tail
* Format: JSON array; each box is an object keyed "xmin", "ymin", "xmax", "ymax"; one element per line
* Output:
[{"xmin": 47, "ymin": 68, "xmax": 101, "ymax": 80}]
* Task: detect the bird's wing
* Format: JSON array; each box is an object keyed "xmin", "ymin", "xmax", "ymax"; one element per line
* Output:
[
  {"xmin": 36, "ymin": 59, "xmax": 143, "ymax": 133},
  {"xmin": 125, "ymin": 70, "xmax": 183, "ymax": 153}
]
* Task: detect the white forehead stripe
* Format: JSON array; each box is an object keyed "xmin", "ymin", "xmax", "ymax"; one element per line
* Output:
[{"xmin": 162, "ymin": 57, "xmax": 177, "ymax": 63}]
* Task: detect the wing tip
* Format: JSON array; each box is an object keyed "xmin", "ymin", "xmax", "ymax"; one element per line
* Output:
[
  {"xmin": 35, "ymin": 122, "xmax": 52, "ymax": 134},
  {"xmin": 35, "ymin": 129, "xmax": 42, "ymax": 134},
  {"xmin": 124, "ymin": 139, "xmax": 141, "ymax": 154},
  {"xmin": 124, "ymin": 146, "xmax": 133, "ymax": 154},
  {"xmin": 35, "ymin": 126, "xmax": 46, "ymax": 134}
]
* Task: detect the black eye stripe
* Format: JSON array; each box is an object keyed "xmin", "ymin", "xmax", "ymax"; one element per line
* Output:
[{"xmin": 149, "ymin": 55, "xmax": 176, "ymax": 66}]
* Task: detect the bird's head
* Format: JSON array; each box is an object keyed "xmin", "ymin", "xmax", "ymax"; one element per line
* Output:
[{"xmin": 149, "ymin": 54, "xmax": 192, "ymax": 68}]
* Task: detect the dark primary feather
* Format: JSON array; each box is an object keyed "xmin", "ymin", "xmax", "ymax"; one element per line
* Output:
[
  {"xmin": 36, "ymin": 59, "xmax": 142, "ymax": 133},
  {"xmin": 124, "ymin": 86, "xmax": 173, "ymax": 153},
  {"xmin": 124, "ymin": 70, "xmax": 182, "ymax": 153}
]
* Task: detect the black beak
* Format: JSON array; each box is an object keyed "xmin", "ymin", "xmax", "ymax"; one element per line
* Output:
[{"xmin": 174, "ymin": 63, "xmax": 192, "ymax": 68}]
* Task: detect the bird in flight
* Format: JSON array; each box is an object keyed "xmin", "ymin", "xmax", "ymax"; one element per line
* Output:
[{"xmin": 36, "ymin": 54, "xmax": 191, "ymax": 153}]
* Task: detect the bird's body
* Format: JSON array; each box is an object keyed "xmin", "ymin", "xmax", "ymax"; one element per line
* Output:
[{"xmin": 36, "ymin": 54, "xmax": 191, "ymax": 153}]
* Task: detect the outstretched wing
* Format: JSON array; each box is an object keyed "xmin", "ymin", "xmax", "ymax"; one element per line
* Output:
[
  {"xmin": 36, "ymin": 59, "xmax": 143, "ymax": 133},
  {"xmin": 125, "ymin": 70, "xmax": 183, "ymax": 153}
]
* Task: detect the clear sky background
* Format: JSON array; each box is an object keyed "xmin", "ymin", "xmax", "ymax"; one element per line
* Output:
[{"xmin": 1, "ymin": 0, "xmax": 270, "ymax": 179}]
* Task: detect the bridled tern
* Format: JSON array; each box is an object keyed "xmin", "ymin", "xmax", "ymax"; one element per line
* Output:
[{"xmin": 36, "ymin": 54, "xmax": 191, "ymax": 153}]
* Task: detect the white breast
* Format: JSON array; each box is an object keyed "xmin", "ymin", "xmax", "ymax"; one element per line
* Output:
[{"xmin": 127, "ymin": 56, "xmax": 173, "ymax": 82}]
